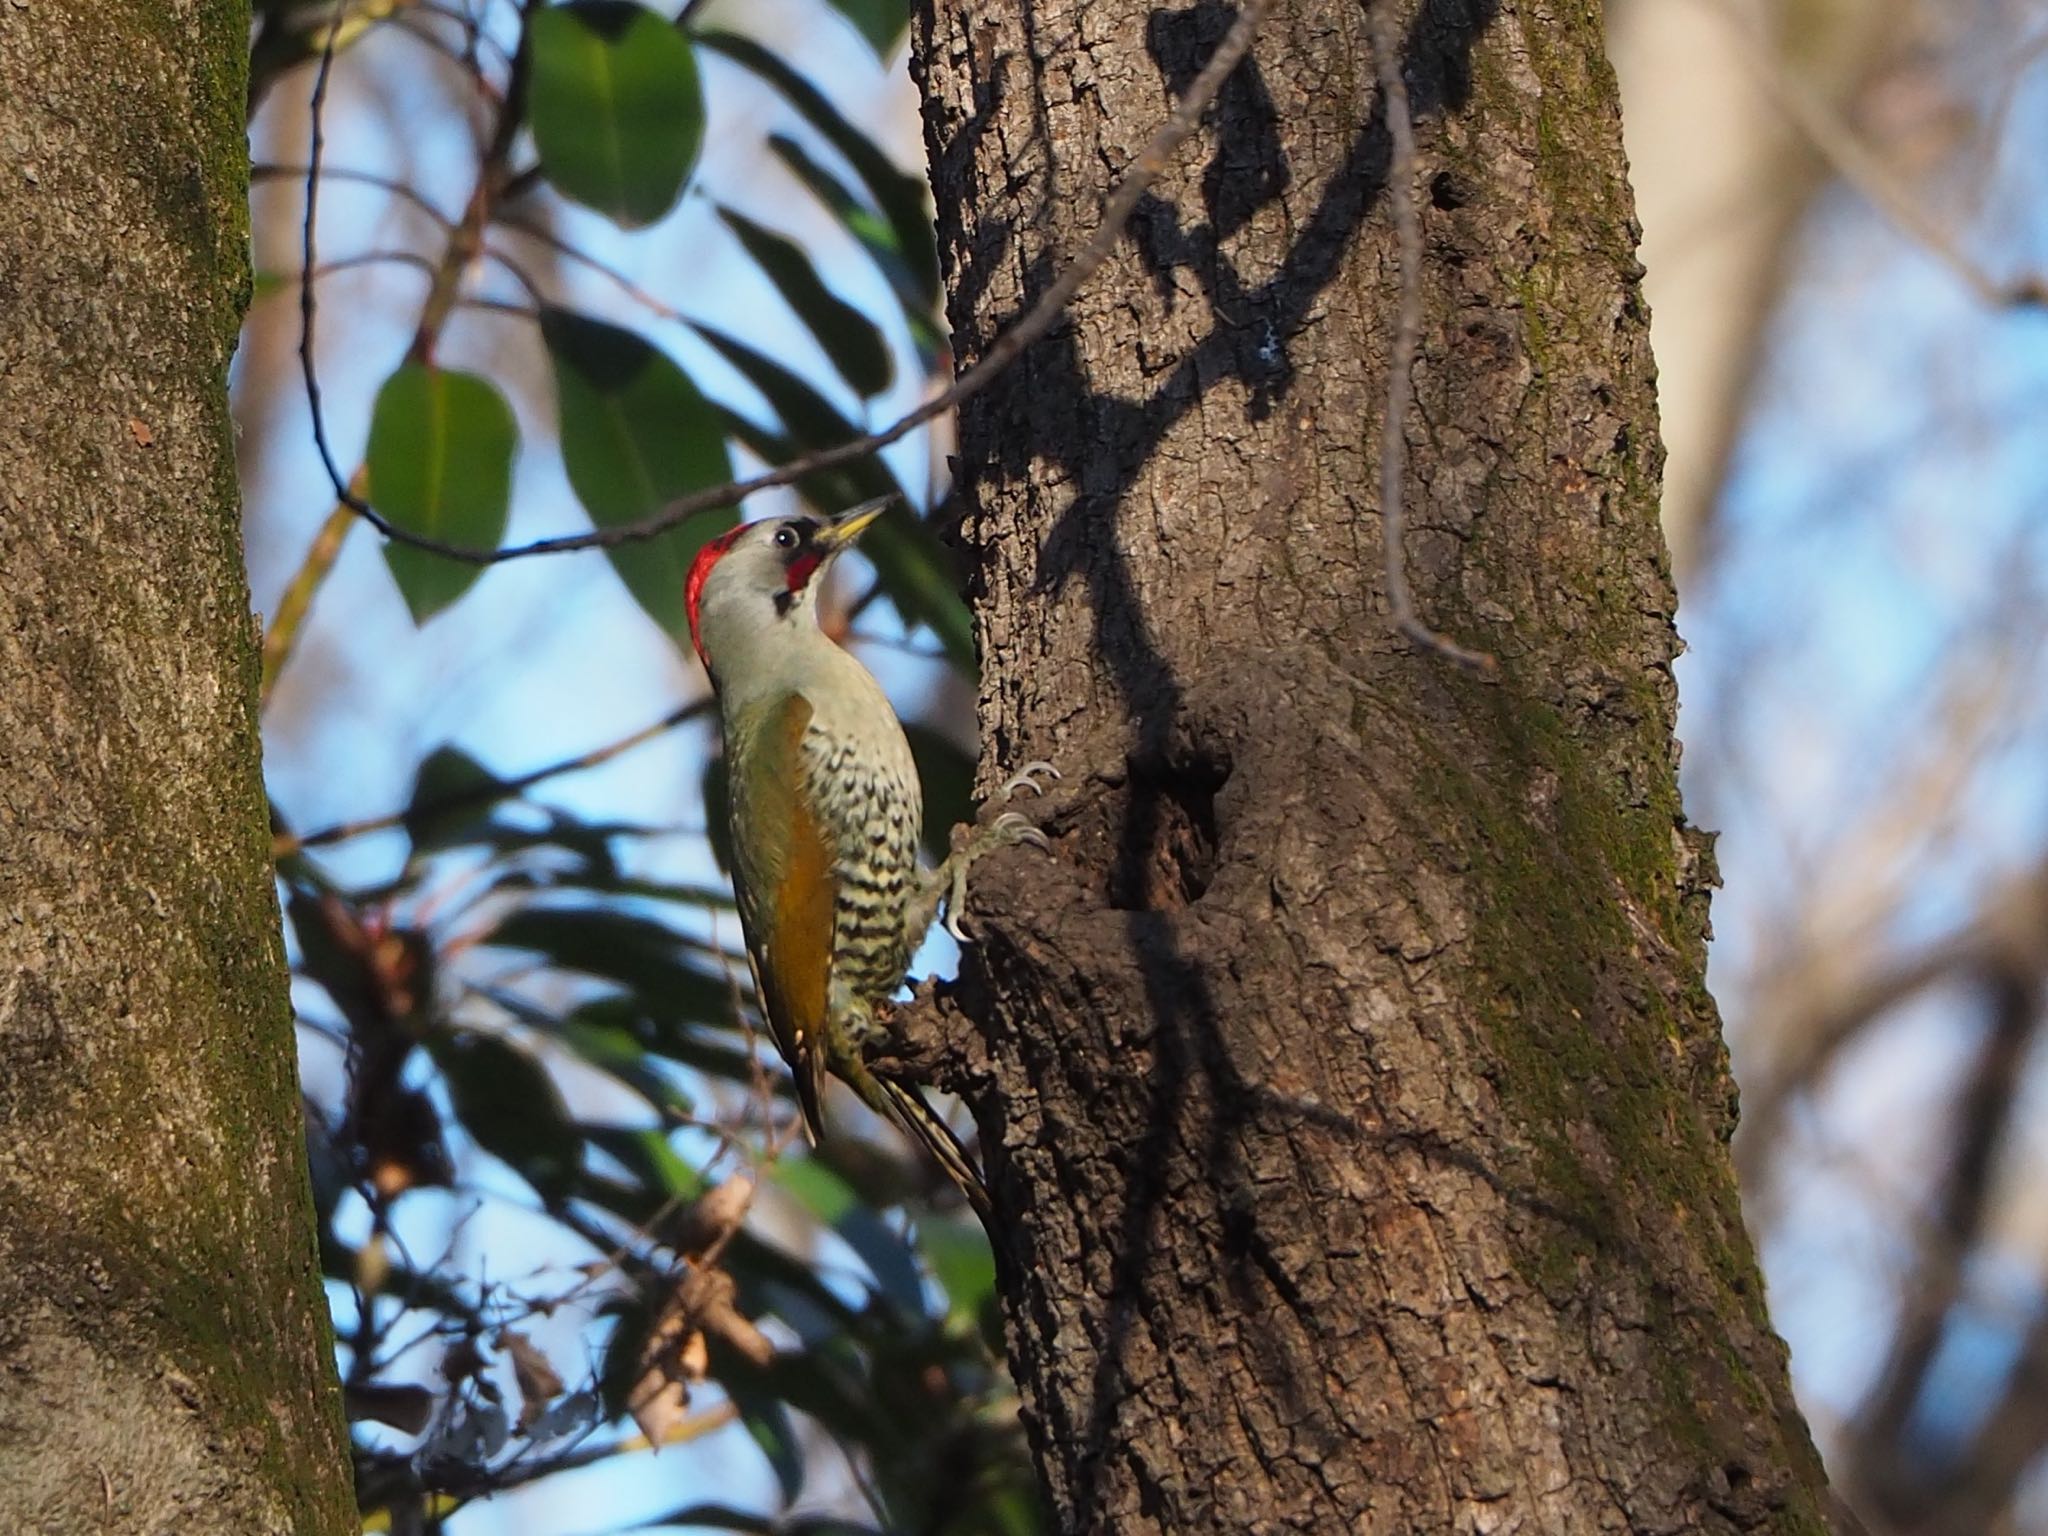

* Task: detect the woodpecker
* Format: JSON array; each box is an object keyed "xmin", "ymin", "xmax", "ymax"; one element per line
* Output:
[{"xmin": 686, "ymin": 497, "xmax": 1052, "ymax": 1215}]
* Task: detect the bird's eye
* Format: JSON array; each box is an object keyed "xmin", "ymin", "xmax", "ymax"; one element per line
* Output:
[{"xmin": 773, "ymin": 524, "xmax": 800, "ymax": 550}]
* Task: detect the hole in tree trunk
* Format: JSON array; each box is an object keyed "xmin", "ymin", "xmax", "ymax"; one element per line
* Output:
[{"xmin": 1108, "ymin": 758, "xmax": 1223, "ymax": 911}]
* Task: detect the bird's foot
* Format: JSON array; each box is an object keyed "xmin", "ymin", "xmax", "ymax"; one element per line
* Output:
[{"xmin": 939, "ymin": 762, "xmax": 1060, "ymax": 941}]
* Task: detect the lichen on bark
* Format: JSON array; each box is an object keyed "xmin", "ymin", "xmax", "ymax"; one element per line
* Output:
[{"xmin": 0, "ymin": 3, "xmax": 353, "ymax": 1530}]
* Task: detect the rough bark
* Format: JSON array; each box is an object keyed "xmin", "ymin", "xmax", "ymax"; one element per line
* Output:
[
  {"xmin": 0, "ymin": 3, "xmax": 354, "ymax": 1530},
  {"xmin": 910, "ymin": 1, "xmax": 1834, "ymax": 1531}
]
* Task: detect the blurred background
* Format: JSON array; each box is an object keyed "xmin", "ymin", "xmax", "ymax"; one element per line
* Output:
[
  {"xmin": 234, "ymin": 0, "xmax": 2048, "ymax": 1530},
  {"xmin": 1613, "ymin": 2, "xmax": 2048, "ymax": 1530}
]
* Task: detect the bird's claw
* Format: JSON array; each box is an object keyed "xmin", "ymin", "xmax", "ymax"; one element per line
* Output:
[
  {"xmin": 943, "ymin": 861, "xmax": 976, "ymax": 942},
  {"xmin": 991, "ymin": 810, "xmax": 1050, "ymax": 851},
  {"xmin": 999, "ymin": 760, "xmax": 1061, "ymax": 800},
  {"xmin": 938, "ymin": 808, "xmax": 1050, "ymax": 944}
]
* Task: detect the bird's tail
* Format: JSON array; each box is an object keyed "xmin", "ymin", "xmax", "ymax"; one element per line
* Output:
[
  {"xmin": 820, "ymin": 1033, "xmax": 991, "ymax": 1221},
  {"xmin": 870, "ymin": 1072, "xmax": 992, "ymax": 1223}
]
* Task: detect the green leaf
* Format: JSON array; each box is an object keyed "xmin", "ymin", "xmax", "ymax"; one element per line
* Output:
[
  {"xmin": 902, "ymin": 724, "xmax": 971, "ymax": 861},
  {"xmin": 769, "ymin": 134, "xmax": 942, "ymax": 361},
  {"xmin": 771, "ymin": 1161, "xmax": 927, "ymax": 1318},
  {"xmin": 580, "ymin": 1124, "xmax": 703, "ymax": 1203},
  {"xmin": 696, "ymin": 329, "xmax": 887, "ymax": 482},
  {"xmin": 819, "ymin": 0, "xmax": 905, "ymax": 56},
  {"xmin": 530, "ymin": 0, "xmax": 704, "ymax": 227},
  {"xmin": 403, "ymin": 746, "xmax": 507, "ymax": 851},
  {"xmin": 488, "ymin": 906, "xmax": 729, "ymax": 1027},
  {"xmin": 366, "ymin": 364, "xmax": 517, "ymax": 621},
  {"xmin": 429, "ymin": 1032, "xmax": 580, "ymax": 1200},
  {"xmin": 918, "ymin": 1218, "xmax": 997, "ymax": 1335},
  {"xmin": 696, "ymin": 31, "xmax": 937, "ymax": 304},
  {"xmin": 541, "ymin": 308, "xmax": 735, "ymax": 635},
  {"xmin": 627, "ymin": 1505, "xmax": 775, "ymax": 1534},
  {"xmin": 718, "ymin": 206, "xmax": 893, "ymax": 399},
  {"xmin": 734, "ymin": 1390, "xmax": 805, "ymax": 1503}
]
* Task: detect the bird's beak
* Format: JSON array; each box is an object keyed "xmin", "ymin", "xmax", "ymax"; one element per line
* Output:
[{"xmin": 813, "ymin": 496, "xmax": 893, "ymax": 555}]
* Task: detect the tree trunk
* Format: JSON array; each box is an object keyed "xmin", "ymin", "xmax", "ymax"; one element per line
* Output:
[
  {"xmin": 911, "ymin": 1, "xmax": 1834, "ymax": 1530},
  {"xmin": 0, "ymin": 5, "xmax": 353, "ymax": 1530}
]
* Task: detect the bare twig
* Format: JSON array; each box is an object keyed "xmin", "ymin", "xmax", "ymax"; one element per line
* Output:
[
  {"xmin": 1739, "ymin": 858, "xmax": 2048, "ymax": 1168},
  {"xmin": 307, "ymin": 0, "xmax": 1276, "ymax": 565},
  {"xmin": 272, "ymin": 0, "xmax": 539, "ymax": 699},
  {"xmin": 1851, "ymin": 970, "xmax": 2041, "ymax": 1510},
  {"xmin": 1689, "ymin": 0, "xmax": 2048, "ymax": 310},
  {"xmin": 253, "ymin": 161, "xmax": 456, "ymax": 229},
  {"xmin": 261, "ymin": 497, "xmax": 359, "ymax": 706},
  {"xmin": 272, "ymin": 698, "xmax": 712, "ymax": 859},
  {"xmin": 1367, "ymin": 1, "xmax": 1496, "ymax": 675},
  {"xmin": 495, "ymin": 215, "xmax": 684, "ymax": 321}
]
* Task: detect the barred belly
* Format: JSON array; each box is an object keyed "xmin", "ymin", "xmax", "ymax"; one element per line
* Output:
[{"xmin": 803, "ymin": 726, "xmax": 921, "ymax": 1013}]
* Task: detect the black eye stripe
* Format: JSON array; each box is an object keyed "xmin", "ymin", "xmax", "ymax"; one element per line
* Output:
[{"xmin": 773, "ymin": 518, "xmax": 819, "ymax": 553}]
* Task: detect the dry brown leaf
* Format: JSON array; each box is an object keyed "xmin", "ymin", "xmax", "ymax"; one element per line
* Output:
[{"xmin": 499, "ymin": 1329, "xmax": 565, "ymax": 1430}]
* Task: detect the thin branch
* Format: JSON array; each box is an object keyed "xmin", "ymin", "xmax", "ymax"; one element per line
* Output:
[
  {"xmin": 1367, "ymin": 0, "xmax": 1496, "ymax": 675},
  {"xmin": 271, "ymin": 0, "xmax": 539, "ymax": 700},
  {"xmin": 261, "ymin": 498, "xmax": 359, "ymax": 706},
  {"xmin": 272, "ymin": 698, "xmax": 712, "ymax": 859},
  {"xmin": 1852, "ymin": 974, "xmax": 2042, "ymax": 1502},
  {"xmin": 495, "ymin": 215, "xmax": 684, "ymax": 321},
  {"xmin": 1739, "ymin": 859, "xmax": 2048, "ymax": 1167},
  {"xmin": 1689, "ymin": 0, "xmax": 2048, "ymax": 310},
  {"xmin": 253, "ymin": 161, "xmax": 457, "ymax": 229},
  {"xmin": 298, "ymin": 2, "xmax": 363, "ymax": 538},
  {"xmin": 309, "ymin": 248, "xmax": 441, "ymax": 283},
  {"xmin": 309, "ymin": 0, "xmax": 1277, "ymax": 565}
]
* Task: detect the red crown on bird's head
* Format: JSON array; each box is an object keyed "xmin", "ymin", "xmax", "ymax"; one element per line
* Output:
[{"xmin": 685, "ymin": 521, "xmax": 750, "ymax": 673}]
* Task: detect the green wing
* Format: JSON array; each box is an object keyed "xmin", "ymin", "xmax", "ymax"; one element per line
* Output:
[{"xmin": 726, "ymin": 691, "xmax": 836, "ymax": 1139}]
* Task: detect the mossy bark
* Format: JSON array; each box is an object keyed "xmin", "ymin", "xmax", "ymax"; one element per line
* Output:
[
  {"xmin": 910, "ymin": 0, "xmax": 1833, "ymax": 1529},
  {"xmin": 0, "ymin": 3, "xmax": 354, "ymax": 1530}
]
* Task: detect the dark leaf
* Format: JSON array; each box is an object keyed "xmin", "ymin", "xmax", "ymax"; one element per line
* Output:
[
  {"xmin": 818, "ymin": 0, "xmax": 906, "ymax": 56},
  {"xmin": 366, "ymin": 364, "xmax": 517, "ymax": 621},
  {"xmin": 735, "ymin": 1388, "xmax": 805, "ymax": 1503},
  {"xmin": 344, "ymin": 1382, "xmax": 438, "ymax": 1435},
  {"xmin": 487, "ymin": 906, "xmax": 729, "ymax": 1026},
  {"xmin": 562, "ymin": 993, "xmax": 763, "ymax": 1085},
  {"xmin": 855, "ymin": 510, "xmax": 974, "ymax": 671},
  {"xmin": 596, "ymin": 1292, "xmax": 656, "ymax": 1421},
  {"xmin": 696, "ymin": 32, "xmax": 937, "ymax": 305},
  {"xmin": 772, "ymin": 1160, "xmax": 927, "ymax": 1318},
  {"xmin": 429, "ymin": 1032, "xmax": 580, "ymax": 1201},
  {"xmin": 530, "ymin": 0, "xmax": 704, "ymax": 227},
  {"xmin": 627, "ymin": 1504, "xmax": 775, "ymax": 1533},
  {"xmin": 718, "ymin": 206, "xmax": 893, "ymax": 399},
  {"xmin": 403, "ymin": 746, "xmax": 508, "ymax": 851},
  {"xmin": 541, "ymin": 308, "xmax": 735, "ymax": 636},
  {"xmin": 581, "ymin": 1123, "xmax": 703, "ymax": 1204},
  {"xmin": 717, "ymin": 1346, "xmax": 883, "ymax": 1457},
  {"xmin": 769, "ymin": 134, "xmax": 941, "ymax": 358}
]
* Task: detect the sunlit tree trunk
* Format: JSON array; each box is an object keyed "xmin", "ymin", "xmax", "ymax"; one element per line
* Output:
[
  {"xmin": 912, "ymin": 0, "xmax": 1836, "ymax": 1529},
  {"xmin": 0, "ymin": 4, "xmax": 352, "ymax": 1529}
]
